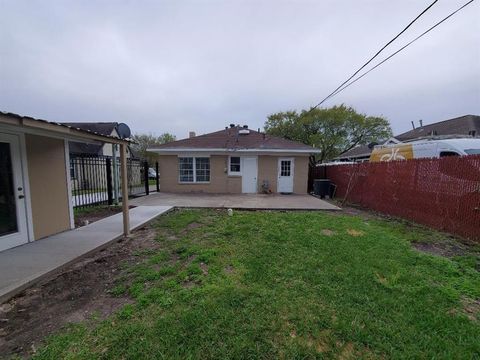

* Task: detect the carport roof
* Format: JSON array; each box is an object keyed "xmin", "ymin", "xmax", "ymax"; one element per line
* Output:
[{"xmin": 0, "ymin": 111, "xmax": 132, "ymax": 144}]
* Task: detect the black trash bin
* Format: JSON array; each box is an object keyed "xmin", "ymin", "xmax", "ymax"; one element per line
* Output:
[{"xmin": 313, "ymin": 179, "xmax": 331, "ymax": 198}]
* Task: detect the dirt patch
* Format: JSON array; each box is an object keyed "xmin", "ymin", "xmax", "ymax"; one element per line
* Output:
[
  {"xmin": 0, "ymin": 224, "xmax": 159, "ymax": 358},
  {"xmin": 225, "ymin": 265, "xmax": 234, "ymax": 274},
  {"xmin": 412, "ymin": 241, "xmax": 471, "ymax": 258},
  {"xmin": 199, "ymin": 262, "xmax": 209, "ymax": 276},
  {"xmin": 461, "ymin": 297, "xmax": 480, "ymax": 321},
  {"xmin": 347, "ymin": 229, "xmax": 365, "ymax": 237},
  {"xmin": 74, "ymin": 205, "xmax": 136, "ymax": 228},
  {"xmin": 321, "ymin": 229, "xmax": 335, "ymax": 236}
]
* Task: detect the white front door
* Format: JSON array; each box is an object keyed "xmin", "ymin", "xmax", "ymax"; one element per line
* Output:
[
  {"xmin": 241, "ymin": 157, "xmax": 258, "ymax": 193},
  {"xmin": 0, "ymin": 133, "xmax": 29, "ymax": 251},
  {"xmin": 277, "ymin": 158, "xmax": 294, "ymax": 193}
]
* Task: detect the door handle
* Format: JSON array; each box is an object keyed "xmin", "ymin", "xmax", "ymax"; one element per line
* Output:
[{"xmin": 18, "ymin": 195, "xmax": 25, "ymax": 199}]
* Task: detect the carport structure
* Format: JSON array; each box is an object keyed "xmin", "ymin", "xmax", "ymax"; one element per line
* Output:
[{"xmin": 0, "ymin": 111, "xmax": 133, "ymax": 253}]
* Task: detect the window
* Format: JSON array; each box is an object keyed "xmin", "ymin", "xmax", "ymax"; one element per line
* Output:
[
  {"xmin": 280, "ymin": 160, "xmax": 291, "ymax": 176},
  {"xmin": 195, "ymin": 157, "xmax": 210, "ymax": 182},
  {"xmin": 178, "ymin": 157, "xmax": 210, "ymax": 183},
  {"xmin": 229, "ymin": 156, "xmax": 241, "ymax": 174},
  {"xmin": 439, "ymin": 151, "xmax": 459, "ymax": 157}
]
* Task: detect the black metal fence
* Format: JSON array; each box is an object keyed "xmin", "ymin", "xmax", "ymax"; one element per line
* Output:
[{"xmin": 70, "ymin": 154, "xmax": 159, "ymax": 209}]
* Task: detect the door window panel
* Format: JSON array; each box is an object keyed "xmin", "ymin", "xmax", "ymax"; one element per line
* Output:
[
  {"xmin": 281, "ymin": 160, "xmax": 291, "ymax": 176},
  {"xmin": 0, "ymin": 142, "xmax": 18, "ymax": 236}
]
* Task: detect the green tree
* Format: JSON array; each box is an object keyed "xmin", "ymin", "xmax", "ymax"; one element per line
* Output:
[
  {"xmin": 131, "ymin": 133, "xmax": 176, "ymax": 163},
  {"xmin": 264, "ymin": 104, "xmax": 392, "ymax": 163}
]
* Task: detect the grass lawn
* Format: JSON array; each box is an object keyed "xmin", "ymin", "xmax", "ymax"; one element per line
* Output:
[{"xmin": 35, "ymin": 210, "xmax": 480, "ymax": 359}]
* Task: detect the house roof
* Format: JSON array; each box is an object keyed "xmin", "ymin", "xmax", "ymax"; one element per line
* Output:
[
  {"xmin": 335, "ymin": 144, "xmax": 373, "ymax": 159},
  {"xmin": 148, "ymin": 126, "xmax": 319, "ymax": 153},
  {"xmin": 0, "ymin": 111, "xmax": 132, "ymax": 144},
  {"xmin": 396, "ymin": 115, "xmax": 480, "ymax": 141},
  {"xmin": 69, "ymin": 142, "xmax": 103, "ymax": 155},
  {"xmin": 61, "ymin": 122, "xmax": 118, "ymax": 137}
]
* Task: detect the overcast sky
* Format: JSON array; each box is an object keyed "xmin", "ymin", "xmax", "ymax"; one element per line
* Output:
[{"xmin": 1, "ymin": 0, "xmax": 479, "ymax": 139}]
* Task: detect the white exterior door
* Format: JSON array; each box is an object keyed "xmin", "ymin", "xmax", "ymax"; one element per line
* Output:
[
  {"xmin": 0, "ymin": 133, "xmax": 29, "ymax": 252},
  {"xmin": 241, "ymin": 157, "xmax": 258, "ymax": 193},
  {"xmin": 277, "ymin": 158, "xmax": 294, "ymax": 193}
]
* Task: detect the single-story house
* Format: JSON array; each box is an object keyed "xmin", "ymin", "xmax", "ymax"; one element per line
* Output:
[
  {"xmin": 147, "ymin": 124, "xmax": 320, "ymax": 194},
  {"xmin": 0, "ymin": 111, "xmax": 132, "ymax": 253}
]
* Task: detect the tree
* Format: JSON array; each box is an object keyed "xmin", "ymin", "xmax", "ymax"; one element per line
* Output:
[
  {"xmin": 264, "ymin": 104, "xmax": 392, "ymax": 163},
  {"xmin": 131, "ymin": 133, "xmax": 176, "ymax": 163}
]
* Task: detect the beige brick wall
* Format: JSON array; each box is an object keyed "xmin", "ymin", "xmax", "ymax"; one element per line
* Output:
[{"xmin": 158, "ymin": 154, "xmax": 309, "ymax": 194}]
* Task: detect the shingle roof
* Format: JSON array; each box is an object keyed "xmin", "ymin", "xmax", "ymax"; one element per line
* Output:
[
  {"xmin": 149, "ymin": 126, "xmax": 318, "ymax": 152},
  {"xmin": 61, "ymin": 122, "xmax": 118, "ymax": 137},
  {"xmin": 396, "ymin": 115, "xmax": 480, "ymax": 141},
  {"xmin": 335, "ymin": 144, "xmax": 373, "ymax": 159}
]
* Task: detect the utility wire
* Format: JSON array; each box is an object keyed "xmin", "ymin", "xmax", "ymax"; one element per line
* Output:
[
  {"xmin": 325, "ymin": 0, "xmax": 475, "ymax": 102},
  {"xmin": 310, "ymin": 0, "xmax": 439, "ymax": 110}
]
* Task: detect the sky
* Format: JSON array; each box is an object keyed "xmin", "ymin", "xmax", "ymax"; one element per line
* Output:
[{"xmin": 1, "ymin": 0, "xmax": 479, "ymax": 139}]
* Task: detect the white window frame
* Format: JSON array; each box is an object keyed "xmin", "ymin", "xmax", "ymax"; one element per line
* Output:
[
  {"xmin": 228, "ymin": 156, "xmax": 241, "ymax": 176},
  {"xmin": 178, "ymin": 156, "xmax": 210, "ymax": 183}
]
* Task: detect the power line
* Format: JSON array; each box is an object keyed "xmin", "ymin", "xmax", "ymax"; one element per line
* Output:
[
  {"xmin": 325, "ymin": 0, "xmax": 475, "ymax": 102},
  {"xmin": 310, "ymin": 0, "xmax": 439, "ymax": 110}
]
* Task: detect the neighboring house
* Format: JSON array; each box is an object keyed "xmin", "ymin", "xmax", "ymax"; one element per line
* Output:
[
  {"xmin": 61, "ymin": 122, "xmax": 137, "ymax": 192},
  {"xmin": 0, "ymin": 111, "xmax": 132, "ymax": 252},
  {"xmin": 61, "ymin": 122, "xmax": 132, "ymax": 157},
  {"xmin": 147, "ymin": 124, "xmax": 320, "ymax": 194},
  {"xmin": 335, "ymin": 114, "xmax": 480, "ymax": 162}
]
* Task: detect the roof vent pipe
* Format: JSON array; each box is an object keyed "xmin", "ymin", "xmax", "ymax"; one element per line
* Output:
[
  {"xmin": 411, "ymin": 121, "xmax": 416, "ymax": 130},
  {"xmin": 189, "ymin": 131, "xmax": 196, "ymax": 138},
  {"xmin": 419, "ymin": 119, "xmax": 423, "ymax": 127},
  {"xmin": 242, "ymin": 125, "xmax": 248, "ymax": 129}
]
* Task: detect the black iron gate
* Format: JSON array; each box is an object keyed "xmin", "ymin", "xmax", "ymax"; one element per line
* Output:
[{"xmin": 70, "ymin": 154, "xmax": 159, "ymax": 209}]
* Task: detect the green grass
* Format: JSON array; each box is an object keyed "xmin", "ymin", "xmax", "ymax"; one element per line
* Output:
[{"xmin": 34, "ymin": 210, "xmax": 480, "ymax": 359}]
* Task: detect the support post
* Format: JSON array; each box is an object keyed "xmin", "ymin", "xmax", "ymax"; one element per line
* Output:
[
  {"xmin": 144, "ymin": 161, "xmax": 150, "ymax": 195},
  {"xmin": 106, "ymin": 157, "xmax": 113, "ymax": 205},
  {"xmin": 112, "ymin": 144, "xmax": 119, "ymax": 205},
  {"xmin": 120, "ymin": 143, "xmax": 130, "ymax": 236},
  {"xmin": 155, "ymin": 161, "xmax": 160, "ymax": 192}
]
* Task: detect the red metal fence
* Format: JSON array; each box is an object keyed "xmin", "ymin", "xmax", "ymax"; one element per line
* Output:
[{"xmin": 314, "ymin": 155, "xmax": 480, "ymax": 242}]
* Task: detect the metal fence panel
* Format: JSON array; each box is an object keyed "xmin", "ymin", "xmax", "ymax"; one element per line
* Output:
[{"xmin": 70, "ymin": 154, "xmax": 153, "ymax": 209}]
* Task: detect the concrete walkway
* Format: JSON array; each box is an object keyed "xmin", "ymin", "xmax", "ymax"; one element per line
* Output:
[
  {"xmin": 0, "ymin": 206, "xmax": 172, "ymax": 303},
  {"xmin": 131, "ymin": 192, "xmax": 340, "ymax": 211}
]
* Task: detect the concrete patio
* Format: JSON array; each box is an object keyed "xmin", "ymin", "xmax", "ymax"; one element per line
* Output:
[
  {"xmin": 131, "ymin": 192, "xmax": 340, "ymax": 210},
  {"xmin": 0, "ymin": 205, "xmax": 172, "ymax": 303}
]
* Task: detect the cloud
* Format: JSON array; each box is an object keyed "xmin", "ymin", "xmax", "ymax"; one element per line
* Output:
[{"xmin": 1, "ymin": 0, "xmax": 479, "ymax": 138}]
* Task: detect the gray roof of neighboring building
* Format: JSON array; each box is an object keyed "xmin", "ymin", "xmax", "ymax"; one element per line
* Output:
[
  {"xmin": 335, "ymin": 144, "xmax": 373, "ymax": 159},
  {"xmin": 61, "ymin": 122, "xmax": 118, "ymax": 137},
  {"xmin": 396, "ymin": 115, "xmax": 480, "ymax": 141}
]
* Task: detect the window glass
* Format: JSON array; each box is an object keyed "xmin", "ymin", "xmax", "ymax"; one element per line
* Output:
[
  {"xmin": 281, "ymin": 160, "xmax": 291, "ymax": 176},
  {"xmin": 179, "ymin": 157, "xmax": 194, "ymax": 182},
  {"xmin": 0, "ymin": 142, "xmax": 18, "ymax": 236},
  {"xmin": 195, "ymin": 157, "xmax": 210, "ymax": 182},
  {"xmin": 230, "ymin": 157, "xmax": 241, "ymax": 173},
  {"xmin": 465, "ymin": 149, "xmax": 480, "ymax": 155},
  {"xmin": 439, "ymin": 151, "xmax": 459, "ymax": 157}
]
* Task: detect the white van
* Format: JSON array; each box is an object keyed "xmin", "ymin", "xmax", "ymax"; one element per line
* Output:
[{"xmin": 370, "ymin": 138, "xmax": 480, "ymax": 162}]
